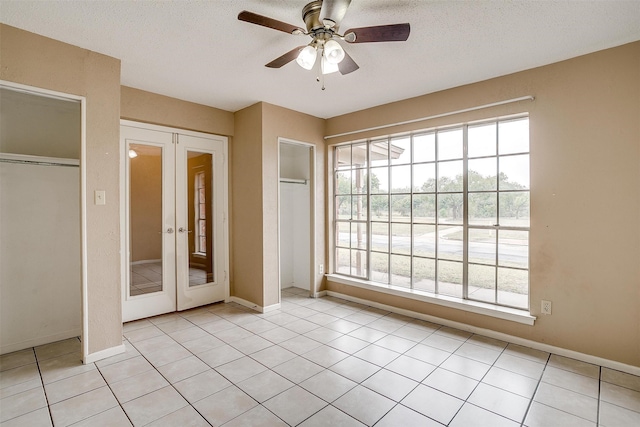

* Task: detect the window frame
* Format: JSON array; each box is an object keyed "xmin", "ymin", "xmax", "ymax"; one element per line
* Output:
[{"xmin": 331, "ymin": 116, "xmax": 530, "ymax": 312}]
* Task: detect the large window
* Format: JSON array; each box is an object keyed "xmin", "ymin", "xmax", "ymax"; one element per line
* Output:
[{"xmin": 333, "ymin": 117, "xmax": 530, "ymax": 310}]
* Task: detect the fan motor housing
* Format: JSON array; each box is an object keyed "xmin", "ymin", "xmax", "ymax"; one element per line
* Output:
[{"xmin": 302, "ymin": 1, "xmax": 324, "ymax": 32}]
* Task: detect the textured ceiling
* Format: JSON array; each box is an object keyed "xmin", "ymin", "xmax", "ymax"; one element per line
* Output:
[{"xmin": 1, "ymin": 0, "xmax": 639, "ymax": 119}]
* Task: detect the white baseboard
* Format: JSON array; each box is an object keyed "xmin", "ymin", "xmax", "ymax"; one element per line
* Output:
[
  {"xmin": 313, "ymin": 290, "xmax": 328, "ymax": 298},
  {"xmin": 326, "ymin": 290, "xmax": 640, "ymax": 377},
  {"xmin": 229, "ymin": 296, "xmax": 281, "ymax": 313},
  {"xmin": 1, "ymin": 329, "xmax": 81, "ymax": 355},
  {"xmin": 84, "ymin": 343, "xmax": 126, "ymax": 365}
]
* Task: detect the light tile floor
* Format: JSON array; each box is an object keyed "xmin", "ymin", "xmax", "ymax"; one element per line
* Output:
[{"xmin": 1, "ymin": 287, "xmax": 639, "ymax": 426}]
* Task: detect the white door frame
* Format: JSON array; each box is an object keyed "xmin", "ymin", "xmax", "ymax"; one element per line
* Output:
[
  {"xmin": 120, "ymin": 120, "xmax": 230, "ymax": 321},
  {"xmin": 277, "ymin": 138, "xmax": 317, "ymax": 302},
  {"xmin": 1, "ymin": 80, "xmax": 88, "ymax": 361}
]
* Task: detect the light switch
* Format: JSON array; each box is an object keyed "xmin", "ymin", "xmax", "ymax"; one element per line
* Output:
[{"xmin": 95, "ymin": 190, "xmax": 106, "ymax": 205}]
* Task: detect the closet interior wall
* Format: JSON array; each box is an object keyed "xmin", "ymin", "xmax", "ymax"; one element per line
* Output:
[
  {"xmin": 279, "ymin": 142, "xmax": 311, "ymax": 292},
  {"xmin": 0, "ymin": 86, "xmax": 81, "ymax": 354}
]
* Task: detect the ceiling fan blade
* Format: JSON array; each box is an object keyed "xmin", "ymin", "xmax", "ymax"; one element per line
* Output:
[
  {"xmin": 319, "ymin": 0, "xmax": 352, "ymax": 29},
  {"xmin": 338, "ymin": 50, "xmax": 359, "ymax": 75},
  {"xmin": 266, "ymin": 46, "xmax": 306, "ymax": 68},
  {"xmin": 238, "ymin": 11, "xmax": 304, "ymax": 35},
  {"xmin": 344, "ymin": 23, "xmax": 410, "ymax": 43}
]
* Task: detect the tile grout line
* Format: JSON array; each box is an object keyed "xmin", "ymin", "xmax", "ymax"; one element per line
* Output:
[
  {"xmin": 596, "ymin": 366, "xmax": 602, "ymax": 427},
  {"xmin": 94, "ymin": 359, "xmax": 136, "ymax": 427},
  {"xmin": 32, "ymin": 346, "xmax": 55, "ymax": 426},
  {"xmin": 518, "ymin": 352, "xmax": 551, "ymax": 427}
]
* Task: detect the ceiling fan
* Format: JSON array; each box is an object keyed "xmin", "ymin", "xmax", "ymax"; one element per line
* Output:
[{"xmin": 238, "ymin": 0, "xmax": 410, "ymax": 78}]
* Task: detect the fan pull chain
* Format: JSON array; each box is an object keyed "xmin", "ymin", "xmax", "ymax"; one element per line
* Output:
[{"xmin": 318, "ymin": 47, "xmax": 326, "ymax": 90}]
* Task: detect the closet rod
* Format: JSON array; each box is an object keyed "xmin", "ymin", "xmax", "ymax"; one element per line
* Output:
[
  {"xmin": 0, "ymin": 158, "xmax": 79, "ymax": 167},
  {"xmin": 324, "ymin": 95, "xmax": 535, "ymax": 140},
  {"xmin": 0, "ymin": 153, "xmax": 79, "ymax": 168}
]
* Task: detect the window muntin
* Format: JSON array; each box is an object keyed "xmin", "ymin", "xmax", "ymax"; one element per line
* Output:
[
  {"xmin": 332, "ymin": 117, "xmax": 530, "ymax": 310},
  {"xmin": 195, "ymin": 171, "xmax": 207, "ymax": 254}
]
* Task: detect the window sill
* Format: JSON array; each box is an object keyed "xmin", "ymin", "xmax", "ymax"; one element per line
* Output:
[{"xmin": 325, "ymin": 274, "xmax": 536, "ymax": 325}]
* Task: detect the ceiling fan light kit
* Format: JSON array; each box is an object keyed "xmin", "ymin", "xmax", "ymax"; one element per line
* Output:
[{"xmin": 238, "ymin": 0, "xmax": 410, "ymax": 87}]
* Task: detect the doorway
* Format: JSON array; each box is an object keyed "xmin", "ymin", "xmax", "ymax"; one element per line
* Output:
[
  {"xmin": 278, "ymin": 139, "xmax": 315, "ymax": 296},
  {"xmin": 121, "ymin": 122, "xmax": 229, "ymax": 322},
  {"xmin": 0, "ymin": 83, "xmax": 84, "ymax": 355}
]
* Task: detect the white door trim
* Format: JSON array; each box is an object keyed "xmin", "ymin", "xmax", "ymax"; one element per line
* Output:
[
  {"xmin": 120, "ymin": 120, "xmax": 230, "ymax": 321},
  {"xmin": 277, "ymin": 138, "xmax": 317, "ymax": 303}
]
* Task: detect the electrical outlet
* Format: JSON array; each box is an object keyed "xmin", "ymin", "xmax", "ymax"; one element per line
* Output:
[
  {"xmin": 541, "ymin": 300, "xmax": 552, "ymax": 315},
  {"xmin": 319, "ymin": 264, "xmax": 324, "ymax": 275}
]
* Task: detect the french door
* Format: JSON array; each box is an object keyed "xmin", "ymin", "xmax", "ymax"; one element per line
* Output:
[{"xmin": 121, "ymin": 122, "xmax": 228, "ymax": 322}]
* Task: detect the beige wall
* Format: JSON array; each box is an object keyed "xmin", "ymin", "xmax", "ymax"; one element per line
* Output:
[
  {"xmin": 121, "ymin": 86, "xmax": 233, "ymax": 137},
  {"xmin": 262, "ymin": 103, "xmax": 326, "ymax": 307},
  {"xmin": 230, "ymin": 102, "xmax": 325, "ymax": 308},
  {"xmin": 1, "ymin": 24, "xmax": 122, "ymax": 355},
  {"xmin": 326, "ymin": 41, "xmax": 640, "ymax": 367},
  {"xmin": 231, "ymin": 103, "xmax": 265, "ymax": 304}
]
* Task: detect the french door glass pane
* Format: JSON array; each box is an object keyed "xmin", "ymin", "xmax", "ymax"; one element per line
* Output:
[
  {"xmin": 468, "ymin": 264, "xmax": 496, "ymax": 303},
  {"xmin": 129, "ymin": 143, "xmax": 163, "ymax": 297},
  {"xmin": 413, "ymin": 257, "xmax": 436, "ymax": 293},
  {"xmin": 187, "ymin": 151, "xmax": 213, "ymax": 287}
]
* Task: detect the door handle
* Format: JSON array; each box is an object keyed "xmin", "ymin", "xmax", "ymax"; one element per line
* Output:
[{"xmin": 178, "ymin": 227, "xmax": 192, "ymax": 233}]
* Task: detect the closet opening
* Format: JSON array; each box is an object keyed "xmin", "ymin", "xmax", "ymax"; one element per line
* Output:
[
  {"xmin": 278, "ymin": 139, "xmax": 316, "ymax": 298},
  {"xmin": 0, "ymin": 82, "xmax": 85, "ymax": 358}
]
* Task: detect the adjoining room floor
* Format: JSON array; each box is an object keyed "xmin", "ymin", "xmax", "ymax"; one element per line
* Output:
[{"xmin": 1, "ymin": 288, "xmax": 639, "ymax": 426}]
